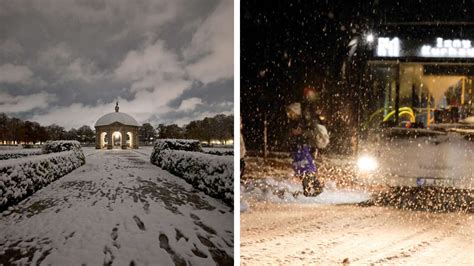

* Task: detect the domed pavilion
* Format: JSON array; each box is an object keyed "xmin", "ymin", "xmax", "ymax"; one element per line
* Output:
[{"xmin": 95, "ymin": 102, "xmax": 140, "ymax": 149}]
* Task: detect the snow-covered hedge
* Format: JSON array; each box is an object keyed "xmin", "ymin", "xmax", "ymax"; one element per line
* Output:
[
  {"xmin": 42, "ymin": 140, "xmax": 82, "ymax": 154},
  {"xmin": 0, "ymin": 140, "xmax": 85, "ymax": 209},
  {"xmin": 150, "ymin": 139, "xmax": 203, "ymax": 165},
  {"xmin": 154, "ymin": 139, "xmax": 202, "ymax": 152},
  {"xmin": 150, "ymin": 139, "xmax": 233, "ymax": 206},
  {"xmin": 153, "ymin": 150, "xmax": 233, "ymax": 206},
  {"xmin": 0, "ymin": 150, "xmax": 85, "ymax": 209},
  {"xmin": 203, "ymin": 147, "xmax": 234, "ymax": 156},
  {"xmin": 0, "ymin": 149, "xmax": 42, "ymax": 161}
]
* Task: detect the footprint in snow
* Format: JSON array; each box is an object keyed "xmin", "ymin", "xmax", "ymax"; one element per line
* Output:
[
  {"xmin": 159, "ymin": 233, "xmax": 186, "ymax": 265},
  {"xmin": 190, "ymin": 213, "xmax": 200, "ymax": 221},
  {"xmin": 133, "ymin": 215, "xmax": 146, "ymax": 231},
  {"xmin": 103, "ymin": 245, "xmax": 114, "ymax": 266},
  {"xmin": 111, "ymin": 227, "xmax": 118, "ymax": 240}
]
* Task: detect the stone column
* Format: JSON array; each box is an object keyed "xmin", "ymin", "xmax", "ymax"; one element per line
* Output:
[
  {"xmin": 95, "ymin": 128, "xmax": 100, "ymax": 149},
  {"xmin": 134, "ymin": 129, "xmax": 139, "ymax": 149},
  {"xmin": 107, "ymin": 129, "xmax": 113, "ymax": 149},
  {"xmin": 121, "ymin": 129, "xmax": 127, "ymax": 149}
]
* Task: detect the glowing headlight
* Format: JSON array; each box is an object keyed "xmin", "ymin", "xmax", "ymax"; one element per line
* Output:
[
  {"xmin": 357, "ymin": 155, "xmax": 378, "ymax": 172},
  {"xmin": 365, "ymin": 33, "xmax": 374, "ymax": 43}
]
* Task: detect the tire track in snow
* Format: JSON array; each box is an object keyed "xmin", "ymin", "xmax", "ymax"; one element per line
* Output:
[{"xmin": 241, "ymin": 202, "xmax": 473, "ymax": 265}]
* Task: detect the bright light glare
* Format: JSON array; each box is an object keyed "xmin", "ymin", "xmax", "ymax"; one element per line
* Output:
[
  {"xmin": 366, "ymin": 33, "xmax": 374, "ymax": 43},
  {"xmin": 357, "ymin": 155, "xmax": 378, "ymax": 172}
]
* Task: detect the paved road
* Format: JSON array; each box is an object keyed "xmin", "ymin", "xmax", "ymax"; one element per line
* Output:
[{"xmin": 0, "ymin": 149, "xmax": 233, "ymax": 265}]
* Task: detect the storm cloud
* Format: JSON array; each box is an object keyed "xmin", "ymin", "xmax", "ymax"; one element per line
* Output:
[{"xmin": 0, "ymin": 0, "xmax": 233, "ymax": 129}]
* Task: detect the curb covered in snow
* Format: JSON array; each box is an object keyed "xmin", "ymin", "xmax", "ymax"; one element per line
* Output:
[{"xmin": 151, "ymin": 139, "xmax": 234, "ymax": 206}]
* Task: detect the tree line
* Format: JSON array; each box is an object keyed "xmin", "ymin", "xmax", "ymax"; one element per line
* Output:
[
  {"xmin": 1, "ymin": 113, "xmax": 233, "ymax": 145},
  {"xmin": 0, "ymin": 113, "xmax": 95, "ymax": 145},
  {"xmin": 141, "ymin": 114, "xmax": 234, "ymax": 144}
]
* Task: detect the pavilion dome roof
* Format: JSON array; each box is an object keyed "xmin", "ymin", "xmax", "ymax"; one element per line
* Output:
[{"xmin": 95, "ymin": 102, "xmax": 140, "ymax": 127}]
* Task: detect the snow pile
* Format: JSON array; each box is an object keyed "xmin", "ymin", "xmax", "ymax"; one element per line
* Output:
[
  {"xmin": 0, "ymin": 149, "xmax": 42, "ymax": 160},
  {"xmin": 240, "ymin": 184, "xmax": 250, "ymax": 212},
  {"xmin": 0, "ymin": 150, "xmax": 85, "ymax": 209},
  {"xmin": 151, "ymin": 139, "xmax": 233, "ymax": 206},
  {"xmin": 203, "ymin": 147, "xmax": 234, "ymax": 156},
  {"xmin": 461, "ymin": 116, "xmax": 474, "ymax": 124},
  {"xmin": 241, "ymin": 178, "xmax": 370, "ymax": 205}
]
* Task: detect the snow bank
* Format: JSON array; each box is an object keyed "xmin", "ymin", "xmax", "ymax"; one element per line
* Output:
[
  {"xmin": 151, "ymin": 139, "xmax": 233, "ymax": 206},
  {"xmin": 241, "ymin": 178, "xmax": 370, "ymax": 205},
  {"xmin": 0, "ymin": 149, "xmax": 42, "ymax": 160},
  {"xmin": 0, "ymin": 151, "xmax": 85, "ymax": 209},
  {"xmin": 0, "ymin": 140, "xmax": 85, "ymax": 209},
  {"xmin": 461, "ymin": 116, "xmax": 474, "ymax": 124}
]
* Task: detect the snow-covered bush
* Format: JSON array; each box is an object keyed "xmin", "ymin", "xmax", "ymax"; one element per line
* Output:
[
  {"xmin": 41, "ymin": 140, "xmax": 82, "ymax": 154},
  {"xmin": 0, "ymin": 149, "xmax": 42, "ymax": 160},
  {"xmin": 151, "ymin": 139, "xmax": 233, "ymax": 206},
  {"xmin": 0, "ymin": 150, "xmax": 85, "ymax": 209},
  {"xmin": 203, "ymin": 147, "xmax": 234, "ymax": 156},
  {"xmin": 150, "ymin": 139, "xmax": 203, "ymax": 165},
  {"xmin": 154, "ymin": 150, "xmax": 233, "ymax": 206}
]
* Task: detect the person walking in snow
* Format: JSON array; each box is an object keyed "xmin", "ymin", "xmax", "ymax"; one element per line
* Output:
[
  {"xmin": 301, "ymin": 86, "xmax": 329, "ymax": 158},
  {"xmin": 287, "ymin": 102, "xmax": 323, "ymax": 197}
]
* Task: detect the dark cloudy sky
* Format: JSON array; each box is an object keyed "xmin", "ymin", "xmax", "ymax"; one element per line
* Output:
[{"xmin": 0, "ymin": 0, "xmax": 233, "ymax": 129}]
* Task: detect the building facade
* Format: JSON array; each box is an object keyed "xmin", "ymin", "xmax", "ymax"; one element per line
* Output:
[{"xmin": 95, "ymin": 103, "xmax": 140, "ymax": 149}]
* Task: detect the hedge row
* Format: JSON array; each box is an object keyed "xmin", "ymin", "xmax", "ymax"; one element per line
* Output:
[
  {"xmin": 0, "ymin": 141, "xmax": 85, "ymax": 210},
  {"xmin": 0, "ymin": 141, "xmax": 82, "ymax": 161},
  {"xmin": 42, "ymin": 140, "xmax": 82, "ymax": 154},
  {"xmin": 0, "ymin": 149, "xmax": 42, "ymax": 161},
  {"xmin": 151, "ymin": 139, "xmax": 202, "ymax": 164},
  {"xmin": 151, "ymin": 139, "xmax": 233, "ymax": 206},
  {"xmin": 202, "ymin": 148, "xmax": 234, "ymax": 156}
]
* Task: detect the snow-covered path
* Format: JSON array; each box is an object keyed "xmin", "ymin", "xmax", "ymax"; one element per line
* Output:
[
  {"xmin": 241, "ymin": 202, "xmax": 473, "ymax": 265},
  {"xmin": 0, "ymin": 149, "xmax": 233, "ymax": 265}
]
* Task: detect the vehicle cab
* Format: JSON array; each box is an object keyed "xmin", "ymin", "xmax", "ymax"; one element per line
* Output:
[{"xmin": 349, "ymin": 23, "xmax": 474, "ymax": 190}]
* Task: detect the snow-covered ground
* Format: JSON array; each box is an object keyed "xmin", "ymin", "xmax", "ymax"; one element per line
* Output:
[
  {"xmin": 241, "ymin": 178, "xmax": 370, "ymax": 205},
  {"xmin": 241, "ymin": 202, "xmax": 473, "ymax": 265},
  {"xmin": 240, "ymin": 156, "xmax": 474, "ymax": 265},
  {"xmin": 0, "ymin": 148, "xmax": 233, "ymax": 265}
]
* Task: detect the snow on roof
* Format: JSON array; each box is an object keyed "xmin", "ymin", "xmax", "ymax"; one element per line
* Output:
[{"xmin": 95, "ymin": 112, "xmax": 140, "ymax": 127}]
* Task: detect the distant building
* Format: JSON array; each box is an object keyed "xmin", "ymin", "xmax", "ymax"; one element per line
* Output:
[{"xmin": 95, "ymin": 102, "xmax": 139, "ymax": 149}]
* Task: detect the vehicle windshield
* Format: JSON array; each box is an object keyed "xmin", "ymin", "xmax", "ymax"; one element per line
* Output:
[{"xmin": 362, "ymin": 62, "xmax": 474, "ymax": 132}]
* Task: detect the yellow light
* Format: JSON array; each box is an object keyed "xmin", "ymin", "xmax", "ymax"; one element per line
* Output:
[{"xmin": 357, "ymin": 155, "xmax": 378, "ymax": 172}]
